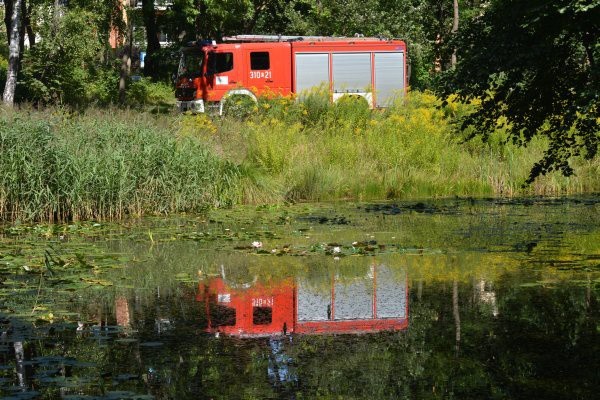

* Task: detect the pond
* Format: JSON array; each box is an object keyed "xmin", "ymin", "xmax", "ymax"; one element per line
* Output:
[{"xmin": 0, "ymin": 197, "xmax": 599, "ymax": 399}]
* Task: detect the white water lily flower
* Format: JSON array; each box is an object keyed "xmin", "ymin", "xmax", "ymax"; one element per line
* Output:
[
  {"xmin": 271, "ymin": 249, "xmax": 277, "ymax": 253},
  {"xmin": 333, "ymin": 256, "xmax": 340, "ymax": 261},
  {"xmin": 332, "ymin": 246, "xmax": 341, "ymax": 253},
  {"xmin": 251, "ymin": 241, "xmax": 263, "ymax": 248}
]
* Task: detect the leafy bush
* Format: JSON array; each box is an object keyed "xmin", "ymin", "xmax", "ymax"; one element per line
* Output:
[{"xmin": 125, "ymin": 77, "xmax": 175, "ymax": 110}]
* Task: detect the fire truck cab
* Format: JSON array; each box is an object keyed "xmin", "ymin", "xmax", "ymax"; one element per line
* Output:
[{"xmin": 176, "ymin": 35, "xmax": 407, "ymax": 114}]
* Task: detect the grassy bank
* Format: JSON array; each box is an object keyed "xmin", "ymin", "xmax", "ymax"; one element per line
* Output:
[
  {"xmin": 187, "ymin": 91, "xmax": 600, "ymax": 203},
  {"xmin": 1, "ymin": 91, "xmax": 598, "ymax": 222}
]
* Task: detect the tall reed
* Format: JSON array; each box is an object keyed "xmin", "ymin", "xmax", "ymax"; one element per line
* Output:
[{"xmin": 0, "ymin": 108, "xmax": 241, "ymax": 222}]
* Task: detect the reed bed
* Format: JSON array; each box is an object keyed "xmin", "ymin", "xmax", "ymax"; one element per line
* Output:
[{"xmin": 0, "ymin": 108, "xmax": 241, "ymax": 222}]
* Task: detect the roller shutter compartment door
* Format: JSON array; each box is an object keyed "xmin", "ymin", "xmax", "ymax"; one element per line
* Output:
[
  {"xmin": 297, "ymin": 280, "xmax": 331, "ymax": 321},
  {"xmin": 334, "ymin": 280, "xmax": 373, "ymax": 320},
  {"xmin": 332, "ymin": 53, "xmax": 372, "ymax": 93},
  {"xmin": 295, "ymin": 53, "xmax": 330, "ymax": 95},
  {"xmin": 374, "ymin": 52, "xmax": 405, "ymax": 107},
  {"xmin": 375, "ymin": 265, "xmax": 407, "ymax": 319}
]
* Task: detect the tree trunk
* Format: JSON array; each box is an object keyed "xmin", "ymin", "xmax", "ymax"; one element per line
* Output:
[
  {"xmin": 18, "ymin": 0, "xmax": 26, "ymax": 54},
  {"xmin": 24, "ymin": 1, "xmax": 35, "ymax": 48},
  {"xmin": 116, "ymin": 296, "xmax": 131, "ymax": 327},
  {"xmin": 433, "ymin": 1, "xmax": 444, "ymax": 72},
  {"xmin": 119, "ymin": 51, "xmax": 130, "ymax": 103},
  {"xmin": 4, "ymin": 0, "xmax": 13, "ymax": 48},
  {"xmin": 3, "ymin": 0, "xmax": 23, "ymax": 107},
  {"xmin": 582, "ymin": 31, "xmax": 595, "ymax": 69},
  {"xmin": 54, "ymin": 0, "xmax": 64, "ymax": 17},
  {"xmin": 142, "ymin": 0, "xmax": 162, "ymax": 80},
  {"xmin": 196, "ymin": 0, "xmax": 207, "ymax": 39},
  {"xmin": 452, "ymin": 279, "xmax": 461, "ymax": 355},
  {"xmin": 451, "ymin": 0, "xmax": 459, "ymax": 67},
  {"xmin": 119, "ymin": 19, "xmax": 133, "ymax": 103},
  {"xmin": 15, "ymin": 341, "xmax": 26, "ymax": 389}
]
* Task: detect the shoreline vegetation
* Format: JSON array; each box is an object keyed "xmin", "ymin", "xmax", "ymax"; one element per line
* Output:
[{"xmin": 1, "ymin": 91, "xmax": 598, "ymax": 223}]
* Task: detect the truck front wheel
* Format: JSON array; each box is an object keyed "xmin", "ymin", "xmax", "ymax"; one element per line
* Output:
[{"xmin": 219, "ymin": 92, "xmax": 258, "ymax": 119}]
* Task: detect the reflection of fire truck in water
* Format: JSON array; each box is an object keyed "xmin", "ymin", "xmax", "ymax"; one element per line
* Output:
[
  {"xmin": 196, "ymin": 265, "xmax": 408, "ymax": 337},
  {"xmin": 176, "ymin": 35, "xmax": 407, "ymax": 114}
]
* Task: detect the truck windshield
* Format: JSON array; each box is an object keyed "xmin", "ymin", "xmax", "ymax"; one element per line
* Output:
[{"xmin": 178, "ymin": 51, "xmax": 204, "ymax": 77}]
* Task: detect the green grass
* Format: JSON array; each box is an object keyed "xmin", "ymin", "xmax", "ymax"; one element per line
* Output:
[
  {"xmin": 1, "ymin": 91, "xmax": 598, "ymax": 223},
  {"xmin": 198, "ymin": 91, "xmax": 600, "ymax": 202}
]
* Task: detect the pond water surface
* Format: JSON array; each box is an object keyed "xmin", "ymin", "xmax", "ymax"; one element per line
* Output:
[{"xmin": 0, "ymin": 198, "xmax": 599, "ymax": 399}]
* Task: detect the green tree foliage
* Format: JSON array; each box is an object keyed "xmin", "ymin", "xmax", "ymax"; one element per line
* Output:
[
  {"xmin": 66, "ymin": 0, "xmax": 126, "ymax": 41},
  {"xmin": 160, "ymin": 0, "xmax": 294, "ymax": 42},
  {"xmin": 19, "ymin": 8, "xmax": 118, "ymax": 106},
  {"xmin": 0, "ymin": 1, "xmax": 126, "ymax": 105},
  {"xmin": 442, "ymin": 0, "xmax": 599, "ymax": 182}
]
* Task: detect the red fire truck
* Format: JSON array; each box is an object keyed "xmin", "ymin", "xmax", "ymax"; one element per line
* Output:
[
  {"xmin": 176, "ymin": 35, "xmax": 407, "ymax": 114},
  {"xmin": 196, "ymin": 265, "xmax": 408, "ymax": 337}
]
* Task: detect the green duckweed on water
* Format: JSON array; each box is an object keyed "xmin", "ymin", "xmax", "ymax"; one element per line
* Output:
[{"xmin": 0, "ymin": 198, "xmax": 599, "ymax": 399}]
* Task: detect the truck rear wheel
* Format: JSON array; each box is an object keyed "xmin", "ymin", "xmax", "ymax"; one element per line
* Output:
[{"xmin": 335, "ymin": 94, "xmax": 370, "ymax": 108}]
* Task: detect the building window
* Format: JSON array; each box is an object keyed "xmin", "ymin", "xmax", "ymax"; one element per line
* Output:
[{"xmin": 250, "ymin": 52, "xmax": 270, "ymax": 70}]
